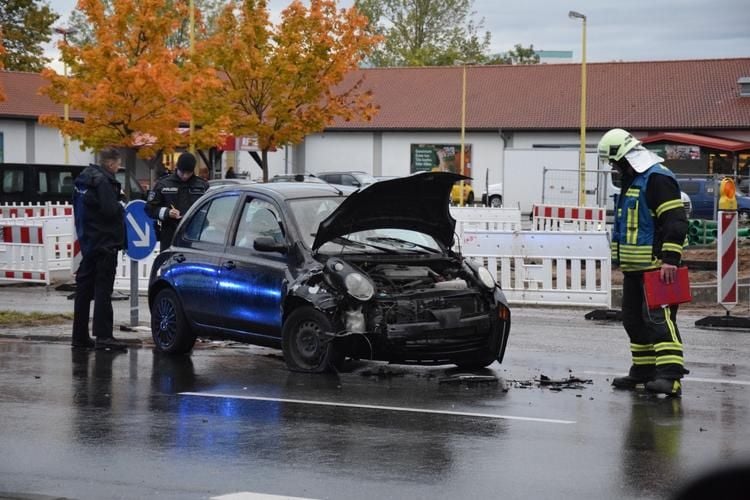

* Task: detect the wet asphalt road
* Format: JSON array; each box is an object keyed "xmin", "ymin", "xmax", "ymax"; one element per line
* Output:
[{"xmin": 1, "ymin": 307, "xmax": 749, "ymax": 500}]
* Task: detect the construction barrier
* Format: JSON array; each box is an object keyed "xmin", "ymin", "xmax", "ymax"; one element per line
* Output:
[
  {"xmin": 0, "ymin": 202, "xmax": 73, "ymax": 218},
  {"xmin": 532, "ymin": 204, "xmax": 606, "ymax": 232},
  {"xmin": 461, "ymin": 229, "xmax": 611, "ymax": 308},
  {"xmin": 717, "ymin": 211, "xmax": 738, "ymax": 306},
  {"xmin": 0, "ymin": 222, "xmax": 50, "ymax": 284},
  {"xmin": 114, "ymin": 248, "xmax": 158, "ymax": 293},
  {"xmin": 450, "ymin": 206, "xmax": 523, "ymax": 246}
]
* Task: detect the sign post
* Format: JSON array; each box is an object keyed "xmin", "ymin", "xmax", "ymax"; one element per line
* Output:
[{"xmin": 124, "ymin": 200, "xmax": 157, "ymax": 326}]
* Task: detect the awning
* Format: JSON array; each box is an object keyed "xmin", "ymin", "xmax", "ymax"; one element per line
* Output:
[{"xmin": 640, "ymin": 132, "xmax": 750, "ymax": 153}]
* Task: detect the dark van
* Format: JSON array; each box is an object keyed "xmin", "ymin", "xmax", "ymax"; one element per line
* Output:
[{"xmin": 0, "ymin": 163, "xmax": 146, "ymax": 205}]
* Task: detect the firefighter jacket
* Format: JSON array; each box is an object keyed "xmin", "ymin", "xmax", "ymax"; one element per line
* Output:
[
  {"xmin": 612, "ymin": 164, "xmax": 688, "ymax": 272},
  {"xmin": 145, "ymin": 173, "xmax": 208, "ymax": 249},
  {"xmin": 72, "ymin": 164, "xmax": 126, "ymax": 257}
]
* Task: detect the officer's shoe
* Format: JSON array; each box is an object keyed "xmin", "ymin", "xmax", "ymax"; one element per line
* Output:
[
  {"xmin": 71, "ymin": 338, "xmax": 95, "ymax": 350},
  {"xmin": 645, "ymin": 378, "xmax": 682, "ymax": 397},
  {"xmin": 612, "ymin": 375, "xmax": 653, "ymax": 389},
  {"xmin": 95, "ymin": 337, "xmax": 129, "ymax": 351}
]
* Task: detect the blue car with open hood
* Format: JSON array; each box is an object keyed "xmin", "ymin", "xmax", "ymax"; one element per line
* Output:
[{"xmin": 148, "ymin": 172, "xmax": 511, "ymax": 372}]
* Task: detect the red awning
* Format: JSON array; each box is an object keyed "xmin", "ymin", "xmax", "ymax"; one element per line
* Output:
[{"xmin": 640, "ymin": 132, "xmax": 750, "ymax": 152}]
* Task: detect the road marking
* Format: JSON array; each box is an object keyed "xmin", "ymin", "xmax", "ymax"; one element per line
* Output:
[
  {"xmin": 212, "ymin": 493, "xmax": 316, "ymax": 500},
  {"xmin": 179, "ymin": 392, "xmax": 575, "ymax": 425},
  {"xmin": 583, "ymin": 371, "xmax": 750, "ymax": 387}
]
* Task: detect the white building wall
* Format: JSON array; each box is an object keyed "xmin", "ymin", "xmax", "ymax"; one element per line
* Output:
[
  {"xmin": 305, "ymin": 132, "xmax": 374, "ymax": 174},
  {"xmin": 0, "ymin": 120, "xmax": 28, "ymax": 162}
]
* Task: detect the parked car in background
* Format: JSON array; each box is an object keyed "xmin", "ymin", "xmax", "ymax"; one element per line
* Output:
[
  {"xmin": 207, "ymin": 178, "xmax": 255, "ymax": 191},
  {"xmin": 482, "ymin": 182, "xmax": 504, "ymax": 207},
  {"xmin": 678, "ymin": 177, "xmax": 750, "ymax": 221},
  {"xmin": 148, "ymin": 172, "xmax": 511, "ymax": 373},
  {"xmin": 0, "ymin": 163, "xmax": 146, "ymax": 204},
  {"xmin": 269, "ymin": 173, "xmax": 326, "ymax": 183},
  {"xmin": 450, "ymin": 181, "xmax": 475, "ymax": 205},
  {"xmin": 316, "ymin": 171, "xmax": 378, "ymax": 188}
]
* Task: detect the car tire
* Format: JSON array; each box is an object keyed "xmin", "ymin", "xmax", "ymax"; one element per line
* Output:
[
  {"xmin": 467, "ymin": 192, "xmax": 475, "ymax": 205},
  {"xmin": 282, "ymin": 307, "xmax": 344, "ymax": 373},
  {"xmin": 488, "ymin": 195, "xmax": 502, "ymax": 208},
  {"xmin": 739, "ymin": 210, "xmax": 750, "ymax": 224},
  {"xmin": 454, "ymin": 352, "xmax": 497, "ymax": 370},
  {"xmin": 151, "ymin": 288, "xmax": 196, "ymax": 354}
]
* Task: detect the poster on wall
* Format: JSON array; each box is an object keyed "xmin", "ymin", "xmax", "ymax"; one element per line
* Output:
[
  {"xmin": 410, "ymin": 144, "xmax": 472, "ymax": 182},
  {"xmin": 665, "ymin": 144, "xmax": 701, "ymax": 160}
]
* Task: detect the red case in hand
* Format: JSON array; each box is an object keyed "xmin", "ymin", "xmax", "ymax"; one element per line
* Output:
[{"xmin": 643, "ymin": 267, "xmax": 692, "ymax": 309}]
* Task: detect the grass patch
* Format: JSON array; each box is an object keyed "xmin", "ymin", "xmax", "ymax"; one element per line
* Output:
[{"xmin": 0, "ymin": 311, "xmax": 73, "ymax": 327}]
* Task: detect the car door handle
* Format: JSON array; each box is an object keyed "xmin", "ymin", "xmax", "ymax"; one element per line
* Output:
[
  {"xmin": 223, "ymin": 261, "xmax": 236, "ymax": 270},
  {"xmin": 173, "ymin": 254, "xmax": 185, "ymax": 263}
]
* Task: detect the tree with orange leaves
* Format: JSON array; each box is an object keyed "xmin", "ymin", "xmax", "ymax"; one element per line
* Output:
[
  {"xmin": 196, "ymin": 0, "xmax": 379, "ymax": 182},
  {"xmin": 40, "ymin": 0, "xmax": 221, "ymax": 181},
  {"xmin": 0, "ymin": 30, "xmax": 6, "ymax": 102}
]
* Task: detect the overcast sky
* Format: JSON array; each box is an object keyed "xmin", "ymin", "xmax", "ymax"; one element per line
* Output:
[{"xmin": 45, "ymin": 0, "xmax": 750, "ymax": 65}]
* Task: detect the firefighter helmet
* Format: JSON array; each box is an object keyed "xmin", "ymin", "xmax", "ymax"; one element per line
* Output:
[{"xmin": 598, "ymin": 128, "xmax": 642, "ymax": 162}]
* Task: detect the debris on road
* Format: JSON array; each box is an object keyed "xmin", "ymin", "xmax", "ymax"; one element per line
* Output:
[{"xmin": 509, "ymin": 373, "xmax": 593, "ymax": 391}]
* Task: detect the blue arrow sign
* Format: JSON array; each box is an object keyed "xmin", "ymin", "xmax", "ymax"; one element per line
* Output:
[{"xmin": 125, "ymin": 199, "xmax": 157, "ymax": 260}]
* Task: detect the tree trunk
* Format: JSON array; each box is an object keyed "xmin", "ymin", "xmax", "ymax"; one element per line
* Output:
[{"xmin": 124, "ymin": 147, "xmax": 137, "ymax": 201}]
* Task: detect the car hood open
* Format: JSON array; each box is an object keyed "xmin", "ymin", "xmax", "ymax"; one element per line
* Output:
[{"xmin": 312, "ymin": 172, "xmax": 468, "ymax": 251}]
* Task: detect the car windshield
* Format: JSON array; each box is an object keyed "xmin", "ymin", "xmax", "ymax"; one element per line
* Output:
[{"xmin": 287, "ymin": 197, "xmax": 346, "ymax": 247}]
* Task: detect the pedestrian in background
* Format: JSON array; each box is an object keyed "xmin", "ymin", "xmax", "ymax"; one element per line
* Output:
[
  {"xmin": 598, "ymin": 128, "xmax": 689, "ymax": 396},
  {"xmin": 71, "ymin": 146, "xmax": 129, "ymax": 351},
  {"xmin": 146, "ymin": 152, "xmax": 209, "ymax": 251}
]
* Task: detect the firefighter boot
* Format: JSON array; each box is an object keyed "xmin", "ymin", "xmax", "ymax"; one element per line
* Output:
[
  {"xmin": 645, "ymin": 378, "xmax": 682, "ymax": 397},
  {"xmin": 612, "ymin": 366, "xmax": 655, "ymax": 389}
]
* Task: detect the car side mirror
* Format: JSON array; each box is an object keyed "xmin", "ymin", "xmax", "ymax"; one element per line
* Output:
[{"xmin": 254, "ymin": 236, "xmax": 287, "ymax": 254}]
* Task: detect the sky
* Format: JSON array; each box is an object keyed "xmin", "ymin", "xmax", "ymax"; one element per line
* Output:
[{"xmin": 44, "ymin": 0, "xmax": 750, "ymax": 67}]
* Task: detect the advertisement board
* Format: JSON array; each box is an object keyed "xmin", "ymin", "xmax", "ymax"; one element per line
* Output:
[{"xmin": 410, "ymin": 144, "xmax": 472, "ymax": 182}]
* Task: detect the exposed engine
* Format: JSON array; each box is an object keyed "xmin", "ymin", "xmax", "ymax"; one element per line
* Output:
[{"xmin": 365, "ymin": 263, "xmax": 468, "ymax": 295}]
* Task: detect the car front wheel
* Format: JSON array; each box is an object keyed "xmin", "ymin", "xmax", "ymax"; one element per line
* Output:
[
  {"xmin": 488, "ymin": 195, "xmax": 502, "ymax": 208},
  {"xmin": 151, "ymin": 288, "xmax": 196, "ymax": 354},
  {"xmin": 282, "ymin": 307, "xmax": 343, "ymax": 373}
]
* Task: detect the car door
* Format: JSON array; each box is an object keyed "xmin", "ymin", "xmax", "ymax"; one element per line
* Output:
[
  {"xmin": 680, "ymin": 180, "xmax": 711, "ymax": 219},
  {"xmin": 216, "ymin": 195, "xmax": 289, "ymax": 338},
  {"xmin": 171, "ymin": 193, "xmax": 240, "ymax": 327}
]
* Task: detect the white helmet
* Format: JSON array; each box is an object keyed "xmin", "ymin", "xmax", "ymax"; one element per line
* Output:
[{"xmin": 598, "ymin": 128, "xmax": 642, "ymax": 162}]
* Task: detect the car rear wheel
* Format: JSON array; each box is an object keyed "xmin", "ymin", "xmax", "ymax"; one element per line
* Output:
[
  {"xmin": 282, "ymin": 307, "xmax": 343, "ymax": 373},
  {"xmin": 151, "ymin": 288, "xmax": 196, "ymax": 354},
  {"xmin": 488, "ymin": 195, "xmax": 502, "ymax": 208},
  {"xmin": 739, "ymin": 210, "xmax": 750, "ymax": 224},
  {"xmin": 466, "ymin": 192, "xmax": 475, "ymax": 205}
]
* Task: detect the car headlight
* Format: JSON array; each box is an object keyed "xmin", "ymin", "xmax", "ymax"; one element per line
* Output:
[
  {"xmin": 477, "ymin": 266, "xmax": 496, "ymax": 289},
  {"xmin": 344, "ymin": 272, "xmax": 374, "ymax": 301}
]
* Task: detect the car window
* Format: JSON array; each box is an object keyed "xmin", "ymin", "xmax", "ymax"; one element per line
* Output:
[
  {"xmin": 183, "ymin": 194, "xmax": 238, "ymax": 245},
  {"xmin": 340, "ymin": 174, "xmax": 357, "ymax": 186},
  {"xmin": 234, "ymin": 199, "xmax": 284, "ymax": 248},
  {"xmin": 38, "ymin": 168, "xmax": 80, "ymax": 196},
  {"xmin": 287, "ymin": 197, "xmax": 345, "ymax": 247},
  {"xmin": 1, "ymin": 168, "xmax": 24, "ymax": 194}
]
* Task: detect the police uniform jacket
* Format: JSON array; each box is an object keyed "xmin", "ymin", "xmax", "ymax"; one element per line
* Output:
[{"xmin": 146, "ymin": 173, "xmax": 208, "ymax": 247}]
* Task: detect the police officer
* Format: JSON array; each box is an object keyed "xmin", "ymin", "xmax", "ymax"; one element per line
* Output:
[
  {"xmin": 598, "ymin": 128, "xmax": 689, "ymax": 397},
  {"xmin": 71, "ymin": 146, "xmax": 128, "ymax": 351},
  {"xmin": 146, "ymin": 152, "xmax": 208, "ymax": 251}
]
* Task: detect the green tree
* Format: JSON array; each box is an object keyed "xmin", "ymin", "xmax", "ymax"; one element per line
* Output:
[
  {"xmin": 495, "ymin": 43, "xmax": 539, "ymax": 65},
  {"xmin": 354, "ymin": 0, "xmax": 490, "ymax": 67},
  {"xmin": 0, "ymin": 0, "xmax": 58, "ymax": 71}
]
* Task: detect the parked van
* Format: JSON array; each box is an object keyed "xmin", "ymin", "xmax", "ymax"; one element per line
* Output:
[
  {"xmin": 677, "ymin": 176, "xmax": 750, "ymax": 221},
  {"xmin": 0, "ymin": 163, "xmax": 146, "ymax": 205}
]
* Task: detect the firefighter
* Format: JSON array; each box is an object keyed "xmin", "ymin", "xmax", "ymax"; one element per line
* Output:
[
  {"xmin": 599, "ymin": 128, "xmax": 689, "ymax": 396},
  {"xmin": 146, "ymin": 152, "xmax": 208, "ymax": 251}
]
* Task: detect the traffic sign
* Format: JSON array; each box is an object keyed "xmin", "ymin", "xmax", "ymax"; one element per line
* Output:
[{"xmin": 125, "ymin": 199, "xmax": 156, "ymax": 260}]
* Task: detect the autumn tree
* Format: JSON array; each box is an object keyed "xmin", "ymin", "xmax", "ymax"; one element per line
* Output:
[
  {"xmin": 354, "ymin": 0, "xmax": 490, "ymax": 67},
  {"xmin": 0, "ymin": 31, "xmax": 6, "ymax": 101},
  {"xmin": 489, "ymin": 43, "xmax": 540, "ymax": 65},
  {"xmin": 40, "ymin": 0, "xmax": 221, "ymax": 185},
  {"xmin": 197, "ymin": 0, "xmax": 379, "ymax": 182},
  {"xmin": 0, "ymin": 0, "xmax": 58, "ymax": 71}
]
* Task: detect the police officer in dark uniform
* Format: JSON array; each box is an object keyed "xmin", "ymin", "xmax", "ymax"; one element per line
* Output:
[
  {"xmin": 146, "ymin": 152, "xmax": 208, "ymax": 251},
  {"xmin": 71, "ymin": 146, "xmax": 128, "ymax": 351}
]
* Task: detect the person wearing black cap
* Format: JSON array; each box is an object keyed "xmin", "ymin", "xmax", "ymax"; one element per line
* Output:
[{"xmin": 146, "ymin": 152, "xmax": 209, "ymax": 251}]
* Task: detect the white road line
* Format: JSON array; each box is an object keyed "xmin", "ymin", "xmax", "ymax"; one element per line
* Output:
[
  {"xmin": 179, "ymin": 392, "xmax": 576, "ymax": 425},
  {"xmin": 583, "ymin": 371, "xmax": 750, "ymax": 387}
]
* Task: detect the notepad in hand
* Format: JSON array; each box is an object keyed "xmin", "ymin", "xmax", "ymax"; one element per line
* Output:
[{"xmin": 643, "ymin": 267, "xmax": 692, "ymax": 309}]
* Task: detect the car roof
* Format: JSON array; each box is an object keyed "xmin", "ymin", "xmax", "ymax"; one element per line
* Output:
[
  {"xmin": 207, "ymin": 181, "xmax": 356, "ymax": 200},
  {"xmin": 317, "ymin": 170, "xmax": 368, "ymax": 175}
]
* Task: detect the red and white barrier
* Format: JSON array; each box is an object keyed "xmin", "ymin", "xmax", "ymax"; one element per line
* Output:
[
  {"xmin": 532, "ymin": 204, "xmax": 606, "ymax": 232},
  {"xmin": 0, "ymin": 202, "xmax": 73, "ymax": 218},
  {"xmin": 717, "ymin": 210, "xmax": 738, "ymax": 307},
  {"xmin": 0, "ymin": 223, "xmax": 50, "ymax": 284}
]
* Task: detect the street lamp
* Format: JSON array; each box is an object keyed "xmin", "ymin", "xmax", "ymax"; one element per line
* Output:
[
  {"xmin": 569, "ymin": 10, "xmax": 587, "ymax": 207},
  {"xmin": 53, "ymin": 26, "xmax": 77, "ymax": 164}
]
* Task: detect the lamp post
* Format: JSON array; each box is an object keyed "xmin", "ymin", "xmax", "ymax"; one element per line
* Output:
[
  {"xmin": 569, "ymin": 10, "xmax": 587, "ymax": 207},
  {"xmin": 188, "ymin": 0, "xmax": 195, "ymax": 154},
  {"xmin": 53, "ymin": 26, "xmax": 77, "ymax": 165}
]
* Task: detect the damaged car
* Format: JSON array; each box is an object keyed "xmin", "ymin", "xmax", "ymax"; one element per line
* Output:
[{"xmin": 148, "ymin": 172, "xmax": 511, "ymax": 373}]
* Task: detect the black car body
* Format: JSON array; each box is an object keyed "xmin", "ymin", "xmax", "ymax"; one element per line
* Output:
[{"xmin": 148, "ymin": 172, "xmax": 511, "ymax": 372}]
